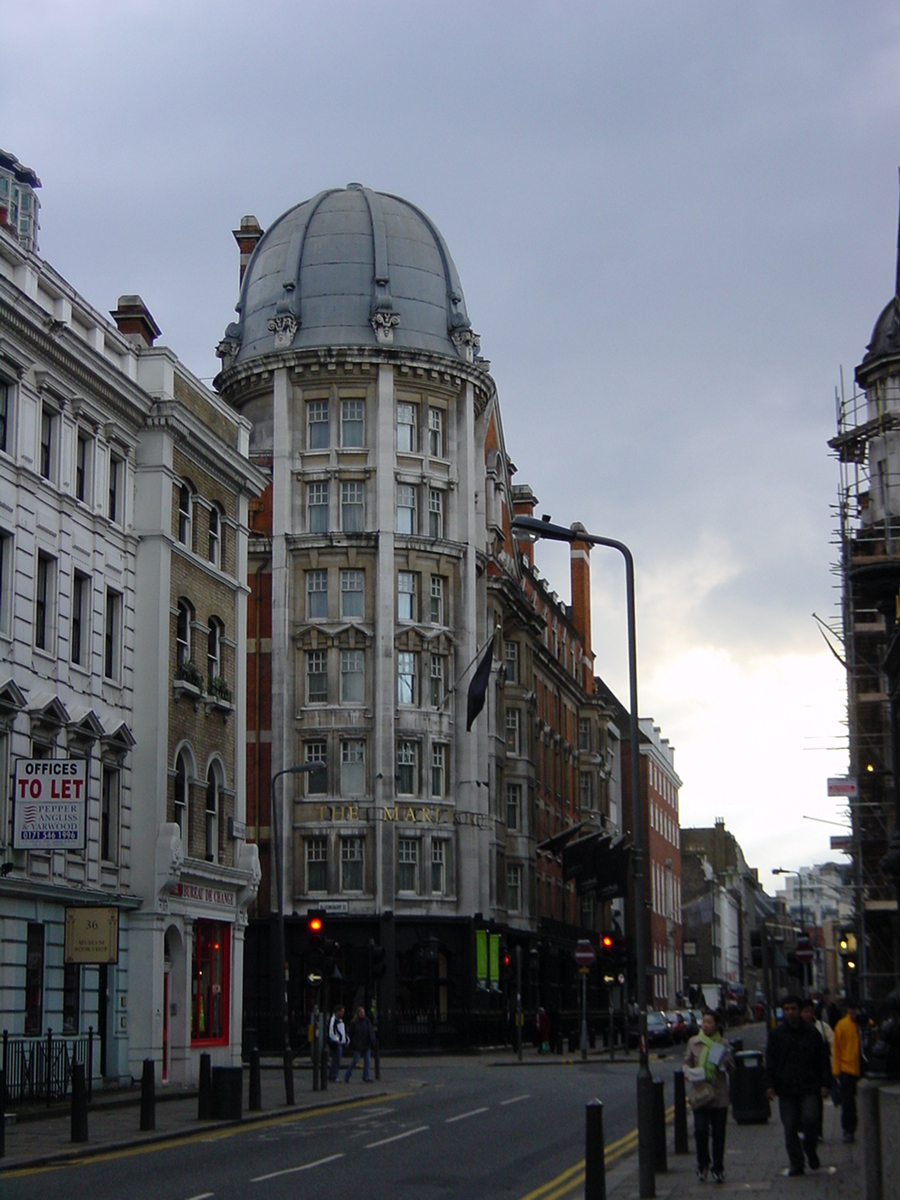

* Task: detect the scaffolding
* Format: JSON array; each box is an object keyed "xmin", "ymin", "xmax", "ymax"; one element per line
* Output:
[{"xmin": 830, "ymin": 371, "xmax": 900, "ymax": 1002}]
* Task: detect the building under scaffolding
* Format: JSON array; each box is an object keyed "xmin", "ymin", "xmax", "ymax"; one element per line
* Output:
[{"xmin": 829, "ymin": 217, "xmax": 900, "ymax": 1004}]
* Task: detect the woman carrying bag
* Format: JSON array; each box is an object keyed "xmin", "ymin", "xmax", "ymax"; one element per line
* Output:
[{"xmin": 683, "ymin": 1009, "xmax": 734, "ymax": 1184}]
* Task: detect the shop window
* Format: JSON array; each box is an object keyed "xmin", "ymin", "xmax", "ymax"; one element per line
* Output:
[
  {"xmin": 191, "ymin": 919, "xmax": 229, "ymax": 1044},
  {"xmin": 25, "ymin": 923, "xmax": 44, "ymax": 1035}
]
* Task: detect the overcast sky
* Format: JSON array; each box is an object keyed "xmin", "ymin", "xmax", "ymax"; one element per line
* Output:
[{"xmin": 8, "ymin": 1, "xmax": 899, "ymax": 893}]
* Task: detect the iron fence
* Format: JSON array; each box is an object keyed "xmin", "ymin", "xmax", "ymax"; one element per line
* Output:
[{"xmin": 1, "ymin": 1029, "xmax": 95, "ymax": 1107}]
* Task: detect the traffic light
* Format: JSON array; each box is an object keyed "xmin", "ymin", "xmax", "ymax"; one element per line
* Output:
[
  {"xmin": 500, "ymin": 940, "xmax": 511, "ymax": 987},
  {"xmin": 368, "ymin": 938, "xmax": 387, "ymax": 982},
  {"xmin": 306, "ymin": 908, "xmax": 325, "ymax": 985},
  {"xmin": 600, "ymin": 933, "xmax": 614, "ymax": 956}
]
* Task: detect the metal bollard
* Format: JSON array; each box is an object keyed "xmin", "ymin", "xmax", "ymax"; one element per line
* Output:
[
  {"xmin": 283, "ymin": 1046, "xmax": 295, "ymax": 1106},
  {"xmin": 653, "ymin": 1077, "xmax": 667, "ymax": 1173},
  {"xmin": 198, "ymin": 1052, "xmax": 212, "ymax": 1120},
  {"xmin": 859, "ymin": 1079, "xmax": 881, "ymax": 1200},
  {"xmin": 249, "ymin": 1047, "xmax": 262, "ymax": 1111},
  {"xmin": 311, "ymin": 1038, "xmax": 320, "ymax": 1092},
  {"xmin": 585, "ymin": 1099, "xmax": 606, "ymax": 1200},
  {"xmin": 673, "ymin": 1069, "xmax": 689, "ymax": 1154},
  {"xmin": 140, "ymin": 1058, "xmax": 155, "ymax": 1131},
  {"xmin": 71, "ymin": 1062, "xmax": 88, "ymax": 1143}
]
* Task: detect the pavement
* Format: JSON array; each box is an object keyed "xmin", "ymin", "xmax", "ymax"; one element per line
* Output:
[{"xmin": 0, "ymin": 1039, "xmax": 868, "ymax": 1199}]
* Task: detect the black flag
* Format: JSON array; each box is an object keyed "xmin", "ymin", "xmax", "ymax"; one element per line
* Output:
[{"xmin": 466, "ymin": 636, "xmax": 495, "ymax": 731}]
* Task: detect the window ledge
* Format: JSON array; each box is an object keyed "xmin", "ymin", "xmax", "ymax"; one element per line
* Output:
[{"xmin": 173, "ymin": 679, "xmax": 202, "ymax": 709}]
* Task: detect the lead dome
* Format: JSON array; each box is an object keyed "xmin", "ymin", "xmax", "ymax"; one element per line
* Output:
[{"xmin": 218, "ymin": 184, "xmax": 478, "ymax": 367}]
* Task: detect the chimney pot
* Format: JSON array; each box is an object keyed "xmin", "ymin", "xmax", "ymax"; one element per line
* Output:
[{"xmin": 110, "ymin": 294, "xmax": 161, "ymax": 347}]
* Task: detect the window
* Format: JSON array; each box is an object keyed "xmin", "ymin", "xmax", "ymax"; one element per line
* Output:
[
  {"xmin": 307, "ymin": 650, "xmax": 328, "ymax": 703},
  {"xmin": 25, "ymin": 923, "xmax": 44, "ymax": 1035},
  {"xmin": 397, "ymin": 402, "xmax": 417, "ymax": 452},
  {"xmin": 39, "ymin": 407, "xmax": 56, "ymax": 480},
  {"xmin": 341, "ymin": 398, "xmax": 364, "ymax": 447},
  {"xmin": 579, "ymin": 717, "xmax": 590, "ymax": 752},
  {"xmin": 504, "ymin": 640, "xmax": 519, "ymax": 685},
  {"xmin": 104, "ymin": 588, "xmax": 122, "ymax": 680},
  {"xmin": 307, "ymin": 569, "xmax": 328, "ymax": 619},
  {"xmin": 308, "ymin": 482, "xmax": 329, "ymax": 533},
  {"xmin": 178, "ymin": 484, "xmax": 193, "ymax": 547},
  {"xmin": 507, "ymin": 783, "xmax": 522, "ymax": 830},
  {"xmin": 308, "ymin": 399, "xmax": 329, "ymax": 449},
  {"xmin": 340, "ymin": 649, "xmax": 364, "ymax": 703},
  {"xmin": 63, "ymin": 962, "xmax": 80, "ymax": 1035},
  {"xmin": 174, "ymin": 751, "xmax": 189, "ymax": 842},
  {"xmin": 34, "ymin": 551, "xmax": 55, "ymax": 652},
  {"xmin": 398, "ymin": 838, "xmax": 418, "ymax": 893},
  {"xmin": 397, "ymin": 483, "xmax": 416, "ymax": 534},
  {"xmin": 108, "ymin": 454, "xmax": 123, "ymax": 524},
  {"xmin": 340, "ymin": 569, "xmax": 364, "ymax": 618},
  {"xmin": 397, "ymin": 740, "xmax": 417, "ymax": 795},
  {"xmin": 176, "ymin": 599, "xmax": 193, "ymax": 668},
  {"xmin": 431, "ymin": 841, "xmax": 446, "ymax": 894},
  {"xmin": 428, "ymin": 407, "xmax": 443, "ymax": 457},
  {"xmin": 0, "ymin": 531, "xmax": 11, "ymax": 637},
  {"xmin": 191, "ymin": 919, "xmax": 229, "ymax": 1043},
  {"xmin": 397, "ymin": 651, "xmax": 416, "ymax": 705},
  {"xmin": 341, "ymin": 481, "xmax": 364, "ymax": 532},
  {"xmin": 430, "ymin": 655, "xmax": 445, "ymax": 708},
  {"xmin": 398, "ymin": 571, "xmax": 417, "ymax": 620},
  {"xmin": 430, "ymin": 576, "xmax": 445, "ymax": 625},
  {"xmin": 208, "ymin": 504, "xmax": 222, "ymax": 567},
  {"xmin": 207, "ymin": 618, "xmax": 223, "ymax": 689},
  {"xmin": 0, "ymin": 380, "xmax": 9, "ymax": 454},
  {"xmin": 205, "ymin": 764, "xmax": 221, "ymax": 863},
  {"xmin": 580, "ymin": 772, "xmax": 592, "ymax": 810},
  {"xmin": 0, "ymin": 731, "xmax": 9, "ymax": 845},
  {"xmin": 507, "ymin": 864, "xmax": 523, "ymax": 913},
  {"xmin": 505, "ymin": 708, "xmax": 520, "ymax": 756},
  {"xmin": 341, "ymin": 836, "xmax": 364, "ymax": 892},
  {"xmin": 101, "ymin": 765, "xmax": 119, "ymax": 863},
  {"xmin": 307, "ymin": 837, "xmax": 327, "ymax": 892},
  {"xmin": 75, "ymin": 431, "xmax": 90, "ymax": 502},
  {"xmin": 71, "ymin": 570, "xmax": 90, "ymax": 667},
  {"xmin": 428, "ymin": 489, "xmax": 443, "ymax": 539},
  {"xmin": 305, "ymin": 741, "xmax": 327, "ymax": 794},
  {"xmin": 431, "ymin": 743, "xmax": 446, "ymax": 797},
  {"xmin": 341, "ymin": 739, "xmax": 365, "ymax": 794}
]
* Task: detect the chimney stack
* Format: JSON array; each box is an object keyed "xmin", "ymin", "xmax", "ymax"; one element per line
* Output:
[
  {"xmin": 570, "ymin": 537, "xmax": 593, "ymax": 694},
  {"xmin": 233, "ymin": 215, "xmax": 264, "ymax": 284},
  {"xmin": 110, "ymin": 295, "xmax": 161, "ymax": 347},
  {"xmin": 511, "ymin": 483, "xmax": 539, "ymax": 568}
]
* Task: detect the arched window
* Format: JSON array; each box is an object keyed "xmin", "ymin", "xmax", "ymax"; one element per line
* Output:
[
  {"xmin": 176, "ymin": 599, "xmax": 194, "ymax": 668},
  {"xmin": 174, "ymin": 750, "xmax": 190, "ymax": 843},
  {"xmin": 205, "ymin": 761, "xmax": 223, "ymax": 863},
  {"xmin": 178, "ymin": 482, "xmax": 194, "ymax": 547},
  {"xmin": 208, "ymin": 503, "xmax": 223, "ymax": 567}
]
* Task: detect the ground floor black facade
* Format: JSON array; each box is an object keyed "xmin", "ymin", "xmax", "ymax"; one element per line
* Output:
[{"xmin": 242, "ymin": 914, "xmax": 622, "ymax": 1053}]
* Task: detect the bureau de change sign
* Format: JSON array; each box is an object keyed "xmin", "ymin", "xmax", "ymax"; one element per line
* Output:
[{"xmin": 13, "ymin": 759, "xmax": 87, "ymax": 849}]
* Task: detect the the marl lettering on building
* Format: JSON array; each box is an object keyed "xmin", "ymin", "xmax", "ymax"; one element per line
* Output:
[{"xmin": 303, "ymin": 804, "xmax": 491, "ymax": 829}]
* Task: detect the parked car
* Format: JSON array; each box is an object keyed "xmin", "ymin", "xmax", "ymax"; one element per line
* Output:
[
  {"xmin": 646, "ymin": 1010, "xmax": 673, "ymax": 1047},
  {"xmin": 677, "ymin": 1009, "xmax": 698, "ymax": 1039}
]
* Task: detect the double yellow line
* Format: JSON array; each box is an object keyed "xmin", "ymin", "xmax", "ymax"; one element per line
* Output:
[{"xmin": 520, "ymin": 1105, "xmax": 674, "ymax": 1200}]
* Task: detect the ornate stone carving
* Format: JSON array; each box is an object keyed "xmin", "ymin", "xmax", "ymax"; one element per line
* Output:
[
  {"xmin": 452, "ymin": 327, "xmax": 481, "ymax": 363},
  {"xmin": 371, "ymin": 309, "xmax": 401, "ymax": 345},
  {"xmin": 267, "ymin": 314, "xmax": 299, "ymax": 349}
]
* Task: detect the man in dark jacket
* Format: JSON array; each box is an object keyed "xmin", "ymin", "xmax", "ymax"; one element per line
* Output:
[
  {"xmin": 766, "ymin": 995, "xmax": 831, "ymax": 1175},
  {"xmin": 343, "ymin": 1006, "xmax": 376, "ymax": 1083}
]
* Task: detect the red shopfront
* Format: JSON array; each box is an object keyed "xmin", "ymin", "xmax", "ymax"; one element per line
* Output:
[{"xmin": 191, "ymin": 918, "xmax": 231, "ymax": 1045}]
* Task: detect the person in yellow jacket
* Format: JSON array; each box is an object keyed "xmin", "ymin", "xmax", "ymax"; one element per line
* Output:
[{"xmin": 832, "ymin": 1002, "xmax": 861, "ymax": 1143}]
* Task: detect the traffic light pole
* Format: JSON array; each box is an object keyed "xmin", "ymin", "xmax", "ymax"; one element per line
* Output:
[
  {"xmin": 580, "ymin": 970, "xmax": 588, "ymax": 1061},
  {"xmin": 516, "ymin": 945, "xmax": 523, "ymax": 1062}
]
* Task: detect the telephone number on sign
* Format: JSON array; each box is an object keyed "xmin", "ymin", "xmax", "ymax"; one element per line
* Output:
[{"xmin": 18, "ymin": 829, "xmax": 79, "ymax": 841}]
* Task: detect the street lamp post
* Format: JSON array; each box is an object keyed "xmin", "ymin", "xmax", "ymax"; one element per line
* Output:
[
  {"xmin": 271, "ymin": 762, "xmax": 320, "ymax": 1105},
  {"xmin": 510, "ymin": 514, "xmax": 655, "ymax": 1199},
  {"xmin": 773, "ymin": 868, "xmax": 810, "ymax": 991}
]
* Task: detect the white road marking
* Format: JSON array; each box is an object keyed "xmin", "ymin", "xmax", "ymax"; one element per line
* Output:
[
  {"xmin": 445, "ymin": 1106, "xmax": 490, "ymax": 1123},
  {"xmin": 184, "ymin": 1194, "xmax": 214, "ymax": 1200},
  {"xmin": 500, "ymin": 1094, "xmax": 531, "ymax": 1105},
  {"xmin": 365, "ymin": 1125, "xmax": 429, "ymax": 1149},
  {"xmin": 251, "ymin": 1153, "xmax": 344, "ymax": 1181}
]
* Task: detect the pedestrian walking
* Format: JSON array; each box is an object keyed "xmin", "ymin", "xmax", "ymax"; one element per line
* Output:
[
  {"xmin": 327, "ymin": 1004, "xmax": 349, "ymax": 1082},
  {"xmin": 343, "ymin": 1006, "xmax": 376, "ymax": 1082},
  {"xmin": 832, "ymin": 1001, "xmax": 861, "ymax": 1143},
  {"xmin": 765, "ymin": 995, "xmax": 831, "ymax": 1175},
  {"xmin": 683, "ymin": 1008, "xmax": 734, "ymax": 1184}
]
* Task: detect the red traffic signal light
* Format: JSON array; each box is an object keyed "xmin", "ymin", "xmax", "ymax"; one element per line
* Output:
[
  {"xmin": 308, "ymin": 914, "xmax": 323, "ymax": 934},
  {"xmin": 601, "ymin": 934, "xmax": 614, "ymax": 952}
]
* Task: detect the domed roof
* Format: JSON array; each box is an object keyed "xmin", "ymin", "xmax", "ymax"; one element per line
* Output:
[
  {"xmin": 219, "ymin": 185, "xmax": 478, "ymax": 367},
  {"xmin": 858, "ymin": 295, "xmax": 900, "ymax": 383}
]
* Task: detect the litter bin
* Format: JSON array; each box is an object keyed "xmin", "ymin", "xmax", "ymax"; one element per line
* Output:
[
  {"xmin": 211, "ymin": 1066, "xmax": 243, "ymax": 1121},
  {"xmin": 730, "ymin": 1050, "xmax": 769, "ymax": 1124}
]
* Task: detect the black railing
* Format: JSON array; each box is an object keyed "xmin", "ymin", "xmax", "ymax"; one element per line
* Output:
[{"xmin": 1, "ymin": 1029, "xmax": 95, "ymax": 1107}]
